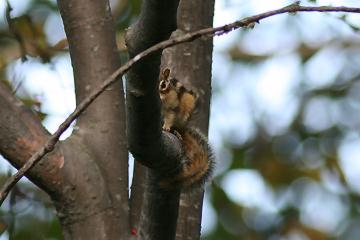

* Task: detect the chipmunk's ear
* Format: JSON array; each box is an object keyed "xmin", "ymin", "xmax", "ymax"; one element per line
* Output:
[{"xmin": 161, "ymin": 68, "xmax": 171, "ymax": 80}]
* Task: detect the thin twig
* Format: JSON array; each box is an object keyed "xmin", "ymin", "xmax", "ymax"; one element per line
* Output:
[{"xmin": 1, "ymin": 3, "xmax": 360, "ymax": 205}]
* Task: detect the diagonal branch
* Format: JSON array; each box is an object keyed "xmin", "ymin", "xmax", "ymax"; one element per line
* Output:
[
  {"xmin": 1, "ymin": 3, "xmax": 360, "ymax": 205},
  {"xmin": 0, "ymin": 82, "xmax": 64, "ymax": 195}
]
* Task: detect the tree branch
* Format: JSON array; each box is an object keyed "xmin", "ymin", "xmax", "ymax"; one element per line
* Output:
[
  {"xmin": 57, "ymin": 0, "xmax": 129, "ymax": 233},
  {"xmin": 1, "ymin": 2, "xmax": 360, "ymax": 206},
  {"xmin": 125, "ymin": 0, "xmax": 181, "ymax": 238},
  {"xmin": 0, "ymin": 82, "xmax": 64, "ymax": 196},
  {"xmin": 137, "ymin": 170, "xmax": 181, "ymax": 240},
  {"xmin": 163, "ymin": 0, "xmax": 215, "ymax": 238},
  {"xmin": 125, "ymin": 0, "xmax": 180, "ymax": 169},
  {"xmin": 130, "ymin": 161, "xmax": 146, "ymax": 231},
  {"xmin": 0, "ymin": 70, "xmax": 126, "ymax": 240}
]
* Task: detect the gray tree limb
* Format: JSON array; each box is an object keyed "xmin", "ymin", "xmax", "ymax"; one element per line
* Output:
[
  {"xmin": 57, "ymin": 0, "xmax": 129, "ymax": 234},
  {"xmin": 0, "ymin": 81, "xmax": 63, "ymax": 195}
]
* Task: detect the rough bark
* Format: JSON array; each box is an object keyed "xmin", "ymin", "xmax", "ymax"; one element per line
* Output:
[
  {"xmin": 0, "ymin": 81, "xmax": 63, "ymax": 195},
  {"xmin": 137, "ymin": 170, "xmax": 181, "ymax": 240},
  {"xmin": 53, "ymin": 136, "xmax": 126, "ymax": 240},
  {"xmin": 161, "ymin": 0, "xmax": 215, "ymax": 239},
  {"xmin": 57, "ymin": 0, "xmax": 129, "ymax": 215},
  {"xmin": 56, "ymin": 0, "xmax": 129, "ymax": 238},
  {"xmin": 0, "ymin": 54, "xmax": 123, "ymax": 240}
]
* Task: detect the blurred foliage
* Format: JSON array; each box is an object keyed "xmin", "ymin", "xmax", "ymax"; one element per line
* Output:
[
  {"xmin": 0, "ymin": 171, "xmax": 62, "ymax": 239},
  {"xmin": 1, "ymin": 0, "xmax": 64, "ymax": 66},
  {"xmin": 203, "ymin": 1, "xmax": 360, "ymax": 240}
]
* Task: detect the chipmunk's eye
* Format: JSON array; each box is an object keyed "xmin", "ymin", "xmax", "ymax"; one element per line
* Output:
[{"xmin": 160, "ymin": 80, "xmax": 168, "ymax": 90}]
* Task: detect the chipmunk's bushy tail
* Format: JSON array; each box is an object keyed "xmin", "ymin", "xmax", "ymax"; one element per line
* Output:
[{"xmin": 159, "ymin": 127, "xmax": 214, "ymax": 189}]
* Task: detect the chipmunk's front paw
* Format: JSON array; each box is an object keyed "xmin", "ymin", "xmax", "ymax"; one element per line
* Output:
[{"xmin": 162, "ymin": 126, "xmax": 171, "ymax": 132}]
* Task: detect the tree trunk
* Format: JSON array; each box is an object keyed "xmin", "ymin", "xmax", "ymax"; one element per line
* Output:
[{"xmin": 161, "ymin": 0, "xmax": 215, "ymax": 238}]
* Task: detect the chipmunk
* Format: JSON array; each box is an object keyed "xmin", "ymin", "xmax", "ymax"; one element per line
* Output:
[
  {"xmin": 158, "ymin": 68, "xmax": 214, "ymax": 189},
  {"xmin": 159, "ymin": 68, "xmax": 197, "ymax": 133}
]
